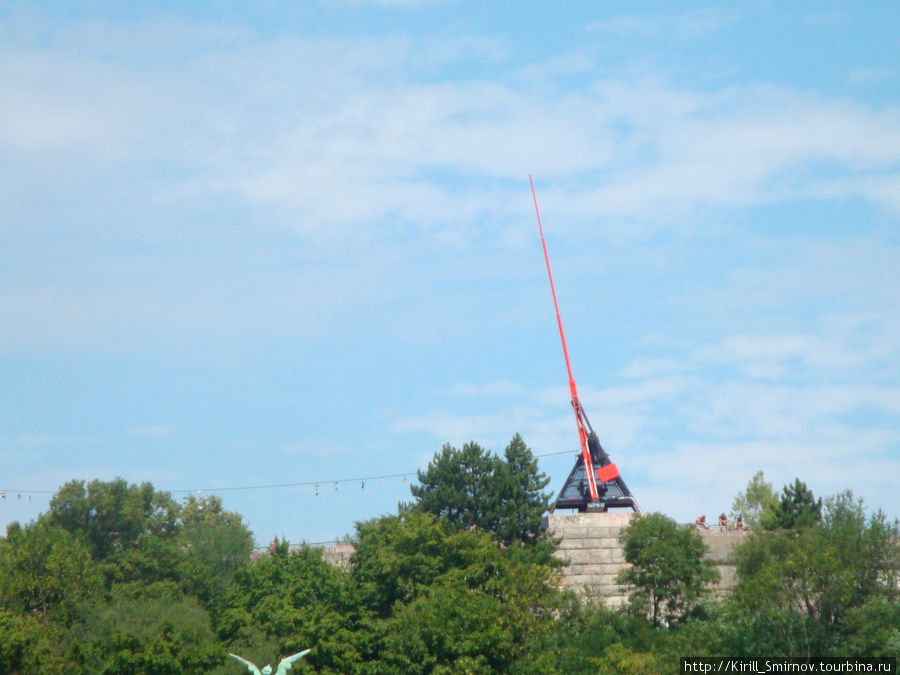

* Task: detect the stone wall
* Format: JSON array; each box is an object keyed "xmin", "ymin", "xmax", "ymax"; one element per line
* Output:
[
  {"xmin": 320, "ymin": 543, "xmax": 355, "ymax": 569},
  {"xmin": 310, "ymin": 513, "xmax": 748, "ymax": 604},
  {"xmin": 547, "ymin": 511, "xmax": 634, "ymax": 606},
  {"xmin": 698, "ymin": 527, "xmax": 748, "ymax": 595},
  {"xmin": 547, "ymin": 511, "xmax": 747, "ymax": 604}
]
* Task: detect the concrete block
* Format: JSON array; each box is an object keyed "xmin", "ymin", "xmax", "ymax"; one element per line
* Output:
[
  {"xmin": 589, "ymin": 550, "xmax": 613, "ymax": 565},
  {"xmin": 557, "ymin": 537, "xmax": 585, "ymax": 551},
  {"xmin": 602, "ymin": 548, "xmax": 622, "ymax": 563},
  {"xmin": 550, "ymin": 510, "xmax": 747, "ymax": 601},
  {"xmin": 570, "ymin": 548, "xmax": 592, "ymax": 563},
  {"xmin": 608, "ymin": 549, "xmax": 627, "ymax": 563}
]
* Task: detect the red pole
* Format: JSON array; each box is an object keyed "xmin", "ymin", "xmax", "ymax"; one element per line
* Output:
[{"xmin": 530, "ymin": 176, "xmax": 599, "ymax": 502}]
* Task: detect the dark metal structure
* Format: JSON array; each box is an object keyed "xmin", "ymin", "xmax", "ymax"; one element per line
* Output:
[
  {"xmin": 529, "ymin": 176, "xmax": 640, "ymax": 513},
  {"xmin": 553, "ymin": 421, "xmax": 639, "ymax": 512}
]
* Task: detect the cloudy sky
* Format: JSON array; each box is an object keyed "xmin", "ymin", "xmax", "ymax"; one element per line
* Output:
[{"xmin": 2, "ymin": 1, "xmax": 898, "ymax": 545}]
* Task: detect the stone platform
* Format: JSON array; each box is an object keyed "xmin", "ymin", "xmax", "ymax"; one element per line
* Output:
[{"xmin": 547, "ymin": 511, "xmax": 747, "ymax": 605}]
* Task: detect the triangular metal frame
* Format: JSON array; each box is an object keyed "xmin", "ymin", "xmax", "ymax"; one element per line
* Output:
[{"xmin": 554, "ymin": 431, "xmax": 639, "ymax": 512}]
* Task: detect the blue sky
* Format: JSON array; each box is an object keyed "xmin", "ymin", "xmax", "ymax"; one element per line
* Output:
[{"xmin": 2, "ymin": 1, "xmax": 898, "ymax": 545}]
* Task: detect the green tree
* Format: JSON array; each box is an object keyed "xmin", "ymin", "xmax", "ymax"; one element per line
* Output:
[
  {"xmin": 351, "ymin": 511, "xmax": 564, "ymax": 673},
  {"xmin": 410, "ymin": 442, "xmax": 499, "ymax": 532},
  {"xmin": 0, "ymin": 479, "xmax": 240, "ymax": 672},
  {"xmin": 71, "ymin": 583, "xmax": 222, "ymax": 674},
  {"xmin": 0, "ymin": 608, "xmax": 37, "ymax": 673},
  {"xmin": 377, "ymin": 580, "xmax": 514, "ymax": 674},
  {"xmin": 493, "ymin": 433, "xmax": 553, "ymax": 547},
  {"xmin": 0, "ymin": 521, "xmax": 102, "ymax": 620},
  {"xmin": 730, "ymin": 470, "xmax": 777, "ymax": 529},
  {"xmin": 525, "ymin": 601, "xmax": 676, "ymax": 674},
  {"xmin": 47, "ymin": 478, "xmax": 181, "ymax": 562},
  {"xmin": 43, "ymin": 478, "xmax": 186, "ymax": 592},
  {"xmin": 178, "ymin": 494, "xmax": 254, "ymax": 616},
  {"xmin": 721, "ymin": 490, "xmax": 899, "ymax": 657},
  {"xmin": 409, "ymin": 434, "xmax": 553, "ymax": 552},
  {"xmin": 762, "ymin": 478, "xmax": 822, "ymax": 531},
  {"xmin": 219, "ymin": 545, "xmax": 359, "ymax": 674},
  {"xmin": 617, "ymin": 513, "xmax": 719, "ymax": 628},
  {"xmin": 351, "ymin": 511, "xmax": 485, "ymax": 618}
]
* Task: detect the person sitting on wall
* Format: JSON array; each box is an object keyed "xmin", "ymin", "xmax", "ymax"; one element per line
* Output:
[
  {"xmin": 695, "ymin": 514, "xmax": 709, "ymax": 529},
  {"xmin": 719, "ymin": 513, "xmax": 728, "ymax": 530},
  {"xmin": 735, "ymin": 514, "xmax": 745, "ymax": 529}
]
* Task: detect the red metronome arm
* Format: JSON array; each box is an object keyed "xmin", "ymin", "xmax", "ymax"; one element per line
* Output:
[{"xmin": 530, "ymin": 176, "xmax": 599, "ymax": 502}]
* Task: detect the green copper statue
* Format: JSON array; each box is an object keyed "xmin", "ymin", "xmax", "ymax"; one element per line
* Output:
[{"xmin": 228, "ymin": 649, "xmax": 311, "ymax": 674}]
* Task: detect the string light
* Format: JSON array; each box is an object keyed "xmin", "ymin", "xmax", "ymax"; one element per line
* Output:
[
  {"xmin": 1, "ymin": 450, "xmax": 580, "ymax": 547},
  {"xmin": 0, "ymin": 450, "xmax": 574, "ymax": 501}
]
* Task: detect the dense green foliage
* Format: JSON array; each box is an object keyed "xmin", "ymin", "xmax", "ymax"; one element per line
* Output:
[
  {"xmin": 351, "ymin": 511, "xmax": 565, "ymax": 673},
  {"xmin": 0, "ymin": 479, "xmax": 252, "ymax": 674},
  {"xmin": 220, "ymin": 542, "xmax": 360, "ymax": 673},
  {"xmin": 729, "ymin": 470, "xmax": 777, "ymax": 529},
  {"xmin": 722, "ymin": 490, "xmax": 898, "ymax": 658},
  {"xmin": 762, "ymin": 477, "xmax": 823, "ymax": 531},
  {"xmin": 409, "ymin": 434, "xmax": 554, "ymax": 554},
  {"xmin": 0, "ymin": 463, "xmax": 896, "ymax": 673},
  {"xmin": 617, "ymin": 513, "xmax": 719, "ymax": 627}
]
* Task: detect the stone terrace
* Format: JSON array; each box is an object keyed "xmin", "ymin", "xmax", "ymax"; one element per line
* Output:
[{"xmin": 547, "ymin": 511, "xmax": 747, "ymax": 604}]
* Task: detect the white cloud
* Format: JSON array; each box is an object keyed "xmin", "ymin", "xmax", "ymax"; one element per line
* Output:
[
  {"xmin": 276, "ymin": 437, "xmax": 352, "ymax": 459},
  {"xmin": 697, "ymin": 333, "xmax": 867, "ymax": 372},
  {"xmin": 586, "ymin": 9, "xmax": 738, "ymax": 39},
  {"xmin": 4, "ymin": 18, "xmax": 899, "ymax": 245},
  {"xmin": 0, "ymin": 3, "xmax": 896, "ymax": 549},
  {"xmin": 391, "ymin": 309, "xmax": 900, "ymax": 519},
  {"xmin": 448, "ymin": 380, "xmax": 526, "ymax": 397},
  {"xmin": 390, "ymin": 410, "xmax": 521, "ymax": 448},
  {"xmin": 621, "ymin": 357, "xmax": 687, "ymax": 379}
]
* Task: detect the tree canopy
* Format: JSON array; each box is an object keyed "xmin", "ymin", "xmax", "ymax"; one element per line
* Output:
[
  {"xmin": 729, "ymin": 470, "xmax": 777, "ymax": 529},
  {"xmin": 408, "ymin": 434, "xmax": 554, "ymax": 560},
  {"xmin": 47, "ymin": 478, "xmax": 180, "ymax": 562},
  {"xmin": 761, "ymin": 477, "xmax": 823, "ymax": 531},
  {"xmin": 350, "ymin": 510, "xmax": 565, "ymax": 673},
  {"xmin": 616, "ymin": 512, "xmax": 719, "ymax": 628},
  {"xmin": 723, "ymin": 489, "xmax": 899, "ymax": 658},
  {"xmin": 0, "ymin": 467, "xmax": 897, "ymax": 672}
]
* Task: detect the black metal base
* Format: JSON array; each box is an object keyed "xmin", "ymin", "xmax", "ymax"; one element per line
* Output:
[{"xmin": 552, "ymin": 433, "xmax": 639, "ymax": 512}]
